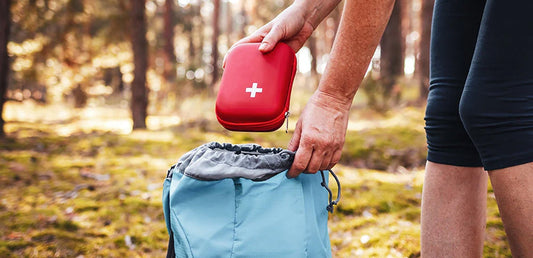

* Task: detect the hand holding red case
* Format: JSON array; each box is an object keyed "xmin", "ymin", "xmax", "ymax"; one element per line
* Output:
[{"xmin": 216, "ymin": 42, "xmax": 297, "ymax": 132}]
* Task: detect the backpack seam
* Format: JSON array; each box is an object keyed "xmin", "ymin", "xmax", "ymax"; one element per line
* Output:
[{"xmin": 170, "ymin": 208, "xmax": 194, "ymax": 257}]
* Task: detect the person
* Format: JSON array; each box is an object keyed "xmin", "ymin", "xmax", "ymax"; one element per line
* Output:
[{"xmin": 228, "ymin": 0, "xmax": 533, "ymax": 256}]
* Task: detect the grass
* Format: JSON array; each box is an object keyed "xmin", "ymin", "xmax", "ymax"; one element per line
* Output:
[{"xmin": 0, "ymin": 101, "xmax": 511, "ymax": 257}]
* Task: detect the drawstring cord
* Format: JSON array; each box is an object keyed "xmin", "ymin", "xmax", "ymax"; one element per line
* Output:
[{"xmin": 320, "ymin": 170, "xmax": 341, "ymax": 213}]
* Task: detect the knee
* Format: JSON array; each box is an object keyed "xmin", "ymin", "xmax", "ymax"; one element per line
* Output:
[
  {"xmin": 458, "ymin": 94, "xmax": 475, "ymax": 132},
  {"xmin": 458, "ymin": 91, "xmax": 490, "ymax": 138},
  {"xmin": 425, "ymin": 86, "xmax": 463, "ymax": 141}
]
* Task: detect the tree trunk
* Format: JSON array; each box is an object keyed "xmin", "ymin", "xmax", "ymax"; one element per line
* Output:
[
  {"xmin": 238, "ymin": 0, "xmax": 248, "ymax": 39},
  {"xmin": 211, "ymin": 0, "xmax": 221, "ymax": 88},
  {"xmin": 163, "ymin": 0, "xmax": 177, "ymax": 84},
  {"xmin": 187, "ymin": 3, "xmax": 199, "ymax": 67},
  {"xmin": 188, "ymin": 29, "xmax": 195, "ymax": 66},
  {"xmin": 72, "ymin": 84, "xmax": 88, "ymax": 108},
  {"xmin": 198, "ymin": 2, "xmax": 205, "ymax": 68},
  {"xmin": 330, "ymin": 4, "xmax": 341, "ymax": 49},
  {"xmin": 418, "ymin": 0, "xmax": 434, "ymax": 101},
  {"xmin": 308, "ymin": 35, "xmax": 318, "ymax": 77},
  {"xmin": 379, "ymin": 0, "xmax": 404, "ymax": 103},
  {"xmin": 226, "ymin": 0, "xmax": 233, "ymax": 46},
  {"xmin": 130, "ymin": 0, "xmax": 149, "ymax": 129},
  {"xmin": 0, "ymin": 0, "xmax": 11, "ymax": 138},
  {"xmin": 117, "ymin": 66, "xmax": 124, "ymax": 93}
]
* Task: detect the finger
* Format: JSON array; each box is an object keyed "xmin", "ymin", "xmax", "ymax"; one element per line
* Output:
[
  {"xmin": 319, "ymin": 151, "xmax": 332, "ymax": 171},
  {"xmin": 305, "ymin": 150, "xmax": 324, "ymax": 174},
  {"xmin": 327, "ymin": 149, "xmax": 343, "ymax": 170},
  {"xmin": 234, "ymin": 30, "xmax": 268, "ymax": 46},
  {"xmin": 288, "ymin": 144, "xmax": 312, "ymax": 178},
  {"xmin": 236, "ymin": 22, "xmax": 272, "ymax": 44},
  {"xmin": 288, "ymin": 119, "xmax": 302, "ymax": 151},
  {"xmin": 259, "ymin": 24, "xmax": 286, "ymax": 52},
  {"xmin": 224, "ymin": 26, "xmax": 271, "ymax": 67}
]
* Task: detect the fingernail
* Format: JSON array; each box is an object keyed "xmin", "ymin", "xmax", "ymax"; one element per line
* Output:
[{"xmin": 259, "ymin": 43, "xmax": 268, "ymax": 51}]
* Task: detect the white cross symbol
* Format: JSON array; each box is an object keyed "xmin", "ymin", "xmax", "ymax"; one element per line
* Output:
[{"xmin": 245, "ymin": 83, "xmax": 263, "ymax": 98}]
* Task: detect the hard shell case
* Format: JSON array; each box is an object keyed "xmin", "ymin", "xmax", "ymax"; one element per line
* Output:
[{"xmin": 216, "ymin": 42, "xmax": 297, "ymax": 132}]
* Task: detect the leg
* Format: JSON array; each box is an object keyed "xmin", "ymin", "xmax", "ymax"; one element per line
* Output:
[
  {"xmin": 488, "ymin": 163, "xmax": 533, "ymax": 257},
  {"xmin": 421, "ymin": 162, "xmax": 487, "ymax": 257},
  {"xmin": 457, "ymin": 0, "xmax": 533, "ymax": 256},
  {"xmin": 423, "ymin": 0, "xmax": 488, "ymax": 256},
  {"xmin": 425, "ymin": 0, "xmax": 485, "ymax": 168}
]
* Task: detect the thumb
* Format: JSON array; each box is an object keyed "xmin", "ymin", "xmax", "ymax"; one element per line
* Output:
[
  {"xmin": 259, "ymin": 25, "xmax": 285, "ymax": 52},
  {"xmin": 288, "ymin": 119, "xmax": 302, "ymax": 151}
]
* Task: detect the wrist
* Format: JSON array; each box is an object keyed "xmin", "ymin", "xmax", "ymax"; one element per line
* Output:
[
  {"xmin": 312, "ymin": 89, "xmax": 353, "ymax": 112},
  {"xmin": 316, "ymin": 72, "xmax": 359, "ymax": 108},
  {"xmin": 293, "ymin": 0, "xmax": 342, "ymax": 29}
]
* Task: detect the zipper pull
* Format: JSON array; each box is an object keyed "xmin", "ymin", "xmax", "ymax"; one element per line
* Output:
[{"xmin": 284, "ymin": 111, "xmax": 290, "ymax": 133}]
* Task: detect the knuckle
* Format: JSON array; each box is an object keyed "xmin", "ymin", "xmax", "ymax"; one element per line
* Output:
[
  {"xmin": 306, "ymin": 167, "xmax": 318, "ymax": 174},
  {"xmin": 306, "ymin": 161, "xmax": 321, "ymax": 173},
  {"xmin": 299, "ymin": 141, "xmax": 313, "ymax": 151},
  {"xmin": 314, "ymin": 139, "xmax": 328, "ymax": 148},
  {"xmin": 331, "ymin": 156, "xmax": 341, "ymax": 165},
  {"xmin": 300, "ymin": 135, "xmax": 324, "ymax": 149},
  {"xmin": 293, "ymin": 161, "xmax": 306, "ymax": 172}
]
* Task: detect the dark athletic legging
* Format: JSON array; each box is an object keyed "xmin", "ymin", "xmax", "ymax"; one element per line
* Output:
[{"xmin": 425, "ymin": 0, "xmax": 533, "ymax": 170}]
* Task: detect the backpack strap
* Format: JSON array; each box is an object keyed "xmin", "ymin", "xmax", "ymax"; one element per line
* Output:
[{"xmin": 166, "ymin": 231, "xmax": 175, "ymax": 258}]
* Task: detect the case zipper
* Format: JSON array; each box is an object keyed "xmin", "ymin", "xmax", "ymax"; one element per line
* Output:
[{"xmin": 218, "ymin": 109, "xmax": 289, "ymax": 132}]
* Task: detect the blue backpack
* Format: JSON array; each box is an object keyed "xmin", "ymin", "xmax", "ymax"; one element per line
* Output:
[{"xmin": 162, "ymin": 142, "xmax": 340, "ymax": 258}]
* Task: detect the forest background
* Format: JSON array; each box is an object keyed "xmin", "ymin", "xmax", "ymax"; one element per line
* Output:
[{"xmin": 0, "ymin": 0, "xmax": 510, "ymax": 257}]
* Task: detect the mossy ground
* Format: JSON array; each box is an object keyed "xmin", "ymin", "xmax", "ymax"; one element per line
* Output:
[{"xmin": 0, "ymin": 102, "xmax": 510, "ymax": 257}]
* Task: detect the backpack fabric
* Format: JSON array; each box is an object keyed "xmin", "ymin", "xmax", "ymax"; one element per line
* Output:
[{"xmin": 162, "ymin": 142, "xmax": 337, "ymax": 258}]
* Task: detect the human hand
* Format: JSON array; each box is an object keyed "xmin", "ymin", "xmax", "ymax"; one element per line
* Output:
[
  {"xmin": 224, "ymin": 3, "xmax": 315, "ymax": 67},
  {"xmin": 287, "ymin": 90, "xmax": 352, "ymax": 178}
]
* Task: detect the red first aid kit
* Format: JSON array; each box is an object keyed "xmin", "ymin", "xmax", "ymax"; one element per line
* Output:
[{"xmin": 216, "ymin": 42, "xmax": 297, "ymax": 132}]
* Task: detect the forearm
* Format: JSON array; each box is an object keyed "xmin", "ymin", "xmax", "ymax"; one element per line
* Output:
[
  {"xmin": 318, "ymin": 0, "xmax": 395, "ymax": 105},
  {"xmin": 293, "ymin": 0, "xmax": 342, "ymax": 29}
]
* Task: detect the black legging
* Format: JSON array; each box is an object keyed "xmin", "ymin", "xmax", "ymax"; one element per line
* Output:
[{"xmin": 424, "ymin": 0, "xmax": 533, "ymax": 170}]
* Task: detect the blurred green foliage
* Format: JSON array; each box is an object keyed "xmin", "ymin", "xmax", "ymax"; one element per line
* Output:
[{"xmin": 0, "ymin": 104, "xmax": 511, "ymax": 257}]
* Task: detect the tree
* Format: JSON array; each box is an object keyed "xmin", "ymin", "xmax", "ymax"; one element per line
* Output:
[
  {"xmin": 238, "ymin": 0, "xmax": 248, "ymax": 39},
  {"xmin": 211, "ymin": 0, "xmax": 221, "ymax": 88},
  {"xmin": 379, "ymin": 0, "xmax": 404, "ymax": 106},
  {"xmin": 307, "ymin": 35, "xmax": 318, "ymax": 78},
  {"xmin": 329, "ymin": 4, "xmax": 342, "ymax": 49},
  {"xmin": 0, "ymin": 0, "xmax": 11, "ymax": 137},
  {"xmin": 418, "ymin": 0, "xmax": 434, "ymax": 101},
  {"xmin": 163, "ymin": 0, "xmax": 177, "ymax": 84},
  {"xmin": 130, "ymin": 0, "xmax": 149, "ymax": 129},
  {"xmin": 225, "ymin": 0, "xmax": 234, "ymax": 46},
  {"xmin": 197, "ymin": 2, "xmax": 205, "ymax": 69}
]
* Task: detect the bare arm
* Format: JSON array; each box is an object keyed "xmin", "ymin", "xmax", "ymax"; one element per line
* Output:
[
  {"xmin": 228, "ymin": 0, "xmax": 395, "ymax": 177},
  {"xmin": 318, "ymin": 0, "xmax": 395, "ymax": 102},
  {"xmin": 287, "ymin": 0, "xmax": 395, "ymax": 177}
]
